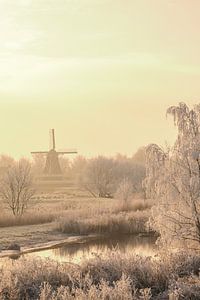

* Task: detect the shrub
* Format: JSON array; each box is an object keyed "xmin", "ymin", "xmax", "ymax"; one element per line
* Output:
[
  {"xmin": 0, "ymin": 251, "xmax": 199, "ymax": 299},
  {"xmin": 56, "ymin": 210, "xmax": 151, "ymax": 235}
]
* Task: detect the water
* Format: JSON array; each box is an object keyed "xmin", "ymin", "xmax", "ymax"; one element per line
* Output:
[{"xmin": 25, "ymin": 235, "xmax": 157, "ymax": 264}]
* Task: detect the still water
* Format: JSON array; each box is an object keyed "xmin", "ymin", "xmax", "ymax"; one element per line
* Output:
[{"xmin": 25, "ymin": 235, "xmax": 157, "ymax": 264}]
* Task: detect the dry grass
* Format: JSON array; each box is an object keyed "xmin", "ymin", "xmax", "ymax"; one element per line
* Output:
[
  {"xmin": 56, "ymin": 210, "xmax": 151, "ymax": 235},
  {"xmin": 0, "ymin": 195, "xmax": 153, "ymax": 229},
  {"xmin": 0, "ymin": 194, "xmax": 104, "ymax": 227},
  {"xmin": 113, "ymin": 198, "xmax": 154, "ymax": 213},
  {"xmin": 0, "ymin": 210, "xmax": 56, "ymax": 227},
  {"xmin": 56, "ymin": 198, "xmax": 153, "ymax": 235},
  {"xmin": 0, "ymin": 251, "xmax": 199, "ymax": 299}
]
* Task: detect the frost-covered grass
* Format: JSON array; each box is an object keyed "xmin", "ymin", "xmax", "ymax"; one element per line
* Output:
[
  {"xmin": 0, "ymin": 197, "xmax": 153, "ymax": 249},
  {"xmin": 0, "ymin": 251, "xmax": 199, "ymax": 299},
  {"xmin": 56, "ymin": 198, "xmax": 153, "ymax": 235},
  {"xmin": 0, "ymin": 195, "xmax": 106, "ymax": 227},
  {"xmin": 0, "ymin": 195, "xmax": 152, "ymax": 229},
  {"xmin": 0, "ymin": 210, "xmax": 56, "ymax": 227},
  {"xmin": 56, "ymin": 210, "xmax": 151, "ymax": 235},
  {"xmin": 0, "ymin": 193, "xmax": 96, "ymax": 227},
  {"xmin": 56, "ymin": 199, "xmax": 152, "ymax": 234}
]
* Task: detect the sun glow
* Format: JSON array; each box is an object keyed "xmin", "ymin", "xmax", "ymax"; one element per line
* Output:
[{"xmin": 0, "ymin": 0, "xmax": 199, "ymax": 158}]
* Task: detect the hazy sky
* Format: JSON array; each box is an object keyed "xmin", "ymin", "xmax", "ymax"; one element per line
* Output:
[{"xmin": 0, "ymin": 0, "xmax": 200, "ymax": 159}]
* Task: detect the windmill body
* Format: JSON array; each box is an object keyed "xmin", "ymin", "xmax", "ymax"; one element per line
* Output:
[
  {"xmin": 44, "ymin": 149, "xmax": 62, "ymax": 175},
  {"xmin": 31, "ymin": 129, "xmax": 77, "ymax": 190}
]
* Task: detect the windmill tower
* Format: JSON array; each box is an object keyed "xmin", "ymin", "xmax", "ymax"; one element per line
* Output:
[{"xmin": 31, "ymin": 129, "xmax": 77, "ymax": 180}]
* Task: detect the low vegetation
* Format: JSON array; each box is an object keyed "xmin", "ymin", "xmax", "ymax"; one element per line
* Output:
[
  {"xmin": 0, "ymin": 209, "xmax": 56, "ymax": 227},
  {"xmin": 57, "ymin": 209, "xmax": 151, "ymax": 235},
  {"xmin": 0, "ymin": 196, "xmax": 152, "ymax": 231},
  {"xmin": 0, "ymin": 194, "xmax": 100, "ymax": 227},
  {"xmin": 0, "ymin": 251, "xmax": 199, "ymax": 299}
]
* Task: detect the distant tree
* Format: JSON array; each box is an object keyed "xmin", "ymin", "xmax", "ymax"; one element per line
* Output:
[
  {"xmin": 132, "ymin": 146, "xmax": 146, "ymax": 165},
  {"xmin": 0, "ymin": 159, "xmax": 35, "ymax": 216},
  {"xmin": 79, "ymin": 154, "xmax": 146, "ymax": 198},
  {"xmin": 70, "ymin": 156, "xmax": 88, "ymax": 189},
  {"xmin": 0, "ymin": 154, "xmax": 15, "ymax": 168},
  {"xmin": 83, "ymin": 156, "xmax": 116, "ymax": 198},
  {"xmin": 146, "ymin": 103, "xmax": 200, "ymax": 249},
  {"xmin": 115, "ymin": 157, "xmax": 146, "ymax": 195},
  {"xmin": 0, "ymin": 154, "xmax": 15, "ymax": 177},
  {"xmin": 144, "ymin": 144, "xmax": 166, "ymax": 199},
  {"xmin": 31, "ymin": 153, "xmax": 46, "ymax": 175},
  {"xmin": 59, "ymin": 156, "xmax": 71, "ymax": 176},
  {"xmin": 115, "ymin": 177, "xmax": 133, "ymax": 202}
]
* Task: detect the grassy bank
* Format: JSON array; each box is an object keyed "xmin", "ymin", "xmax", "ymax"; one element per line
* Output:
[
  {"xmin": 0, "ymin": 193, "xmax": 95, "ymax": 227},
  {"xmin": 0, "ymin": 210, "xmax": 56, "ymax": 227},
  {"xmin": 1, "ymin": 251, "xmax": 199, "ymax": 299},
  {"xmin": 56, "ymin": 209, "xmax": 151, "ymax": 235},
  {"xmin": 56, "ymin": 198, "xmax": 153, "ymax": 235},
  {"xmin": 0, "ymin": 197, "xmax": 153, "ymax": 249},
  {"xmin": 0, "ymin": 196, "xmax": 152, "ymax": 229}
]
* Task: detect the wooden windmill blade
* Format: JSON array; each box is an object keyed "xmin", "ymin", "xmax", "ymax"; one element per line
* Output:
[
  {"xmin": 49, "ymin": 129, "xmax": 56, "ymax": 150},
  {"xmin": 31, "ymin": 151, "xmax": 48, "ymax": 155},
  {"xmin": 57, "ymin": 149, "xmax": 78, "ymax": 155}
]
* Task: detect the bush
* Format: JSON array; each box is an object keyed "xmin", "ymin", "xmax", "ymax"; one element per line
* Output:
[
  {"xmin": 56, "ymin": 210, "xmax": 151, "ymax": 235},
  {"xmin": 0, "ymin": 251, "xmax": 199, "ymax": 299}
]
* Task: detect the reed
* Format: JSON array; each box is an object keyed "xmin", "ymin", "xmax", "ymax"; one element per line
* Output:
[{"xmin": 57, "ymin": 210, "xmax": 151, "ymax": 235}]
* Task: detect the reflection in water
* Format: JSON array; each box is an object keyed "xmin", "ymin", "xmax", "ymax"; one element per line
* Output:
[{"xmin": 27, "ymin": 235, "xmax": 157, "ymax": 264}]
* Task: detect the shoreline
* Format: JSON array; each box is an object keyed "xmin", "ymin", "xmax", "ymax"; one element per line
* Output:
[
  {"xmin": 0, "ymin": 230, "xmax": 157, "ymax": 259},
  {"xmin": 0, "ymin": 234, "xmax": 101, "ymax": 259}
]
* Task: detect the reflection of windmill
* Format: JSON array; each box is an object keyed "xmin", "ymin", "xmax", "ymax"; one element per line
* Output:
[{"xmin": 31, "ymin": 129, "xmax": 77, "ymax": 175}]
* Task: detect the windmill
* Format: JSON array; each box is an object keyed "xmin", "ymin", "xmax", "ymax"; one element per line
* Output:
[{"xmin": 31, "ymin": 129, "xmax": 77, "ymax": 176}]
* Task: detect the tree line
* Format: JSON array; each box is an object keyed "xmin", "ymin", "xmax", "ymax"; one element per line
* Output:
[{"xmin": 0, "ymin": 148, "xmax": 146, "ymax": 217}]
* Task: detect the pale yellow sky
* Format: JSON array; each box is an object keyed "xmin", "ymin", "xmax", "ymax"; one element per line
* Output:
[{"xmin": 0, "ymin": 0, "xmax": 200, "ymax": 158}]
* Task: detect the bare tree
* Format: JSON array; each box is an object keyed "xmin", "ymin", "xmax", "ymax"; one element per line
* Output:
[
  {"xmin": 132, "ymin": 146, "xmax": 146, "ymax": 165},
  {"xmin": 75, "ymin": 154, "xmax": 146, "ymax": 198},
  {"xmin": 83, "ymin": 156, "xmax": 116, "ymax": 198},
  {"xmin": 31, "ymin": 153, "xmax": 46, "ymax": 176},
  {"xmin": 59, "ymin": 156, "xmax": 71, "ymax": 176},
  {"xmin": 115, "ymin": 156, "xmax": 146, "ymax": 195},
  {"xmin": 0, "ymin": 154, "xmax": 15, "ymax": 177},
  {"xmin": 0, "ymin": 159, "xmax": 35, "ymax": 217},
  {"xmin": 146, "ymin": 102, "xmax": 200, "ymax": 249},
  {"xmin": 115, "ymin": 177, "xmax": 133, "ymax": 202}
]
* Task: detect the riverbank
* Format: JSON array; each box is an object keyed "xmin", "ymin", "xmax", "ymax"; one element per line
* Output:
[
  {"xmin": 0, "ymin": 233, "xmax": 102, "ymax": 259},
  {"xmin": 0, "ymin": 220, "xmax": 156, "ymax": 259},
  {"xmin": 0, "ymin": 222, "xmax": 65, "ymax": 250},
  {"xmin": 57, "ymin": 209, "xmax": 151, "ymax": 235},
  {"xmin": 0, "ymin": 197, "xmax": 153, "ymax": 250}
]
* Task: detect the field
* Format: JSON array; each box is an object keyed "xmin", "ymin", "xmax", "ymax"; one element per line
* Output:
[{"xmin": 0, "ymin": 189, "xmax": 153, "ymax": 249}]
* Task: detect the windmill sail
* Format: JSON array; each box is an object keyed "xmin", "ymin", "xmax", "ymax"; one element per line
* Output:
[{"xmin": 49, "ymin": 129, "xmax": 56, "ymax": 150}]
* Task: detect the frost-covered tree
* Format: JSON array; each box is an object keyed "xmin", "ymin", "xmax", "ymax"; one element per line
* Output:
[
  {"xmin": 146, "ymin": 102, "xmax": 200, "ymax": 249},
  {"xmin": 83, "ymin": 156, "xmax": 116, "ymax": 198},
  {"xmin": 0, "ymin": 159, "xmax": 35, "ymax": 216},
  {"xmin": 115, "ymin": 177, "xmax": 133, "ymax": 202},
  {"xmin": 115, "ymin": 157, "xmax": 145, "ymax": 195},
  {"xmin": 31, "ymin": 153, "xmax": 46, "ymax": 175},
  {"xmin": 78, "ymin": 154, "xmax": 146, "ymax": 198},
  {"xmin": 144, "ymin": 144, "xmax": 166, "ymax": 199}
]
